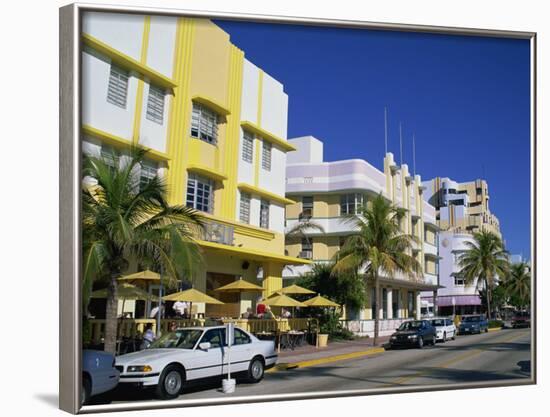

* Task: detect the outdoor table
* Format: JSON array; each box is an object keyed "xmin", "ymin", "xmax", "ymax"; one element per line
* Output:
[
  {"xmin": 282, "ymin": 331, "xmax": 305, "ymax": 350},
  {"xmin": 255, "ymin": 331, "xmax": 275, "ymax": 341}
]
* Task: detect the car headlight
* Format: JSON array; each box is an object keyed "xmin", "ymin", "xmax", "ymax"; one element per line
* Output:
[{"xmin": 127, "ymin": 365, "xmax": 153, "ymax": 373}]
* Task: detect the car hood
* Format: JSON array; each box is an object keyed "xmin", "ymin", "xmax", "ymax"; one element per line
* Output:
[
  {"xmin": 116, "ymin": 348, "xmax": 190, "ymax": 367},
  {"xmin": 392, "ymin": 330, "xmax": 419, "ymax": 336}
]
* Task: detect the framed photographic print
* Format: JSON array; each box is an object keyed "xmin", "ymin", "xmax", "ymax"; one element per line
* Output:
[{"xmin": 59, "ymin": 2, "xmax": 536, "ymax": 414}]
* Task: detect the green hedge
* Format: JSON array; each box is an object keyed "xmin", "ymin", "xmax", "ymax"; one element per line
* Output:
[{"xmin": 488, "ymin": 319, "xmax": 503, "ymax": 329}]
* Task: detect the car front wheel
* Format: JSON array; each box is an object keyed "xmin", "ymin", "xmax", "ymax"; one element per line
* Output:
[
  {"xmin": 247, "ymin": 357, "xmax": 265, "ymax": 383},
  {"xmin": 442, "ymin": 332, "xmax": 447, "ymax": 343},
  {"xmin": 417, "ymin": 336, "xmax": 424, "ymax": 349},
  {"xmin": 82, "ymin": 376, "xmax": 91, "ymax": 405},
  {"xmin": 156, "ymin": 365, "xmax": 184, "ymax": 400}
]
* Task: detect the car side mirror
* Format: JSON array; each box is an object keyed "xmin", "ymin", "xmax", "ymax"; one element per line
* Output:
[{"xmin": 199, "ymin": 342, "xmax": 211, "ymax": 351}]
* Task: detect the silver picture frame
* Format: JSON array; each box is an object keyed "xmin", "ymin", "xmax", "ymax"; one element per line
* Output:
[{"xmin": 60, "ymin": 2, "xmax": 537, "ymax": 414}]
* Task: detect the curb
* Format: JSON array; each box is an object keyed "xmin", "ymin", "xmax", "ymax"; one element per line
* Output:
[
  {"xmin": 267, "ymin": 347, "xmax": 386, "ymax": 373},
  {"xmin": 488, "ymin": 327, "xmax": 503, "ymax": 332}
]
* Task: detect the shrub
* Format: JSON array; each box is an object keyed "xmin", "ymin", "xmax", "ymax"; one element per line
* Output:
[
  {"xmin": 319, "ymin": 311, "xmax": 355, "ymax": 341},
  {"xmin": 488, "ymin": 319, "xmax": 503, "ymax": 328}
]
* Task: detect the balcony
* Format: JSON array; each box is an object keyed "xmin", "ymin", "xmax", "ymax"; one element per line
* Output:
[
  {"xmin": 299, "ymin": 250, "xmax": 313, "ymax": 259},
  {"xmin": 200, "ymin": 221, "xmax": 234, "ymax": 246}
]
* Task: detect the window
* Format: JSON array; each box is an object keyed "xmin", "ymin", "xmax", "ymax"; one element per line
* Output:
[
  {"xmin": 301, "ymin": 196, "xmax": 313, "ymax": 219},
  {"xmin": 191, "ymin": 103, "xmax": 218, "ymax": 144},
  {"xmin": 100, "ymin": 146, "xmax": 119, "ymax": 170},
  {"xmin": 340, "ymin": 193, "xmax": 363, "ymax": 215},
  {"xmin": 139, "ymin": 159, "xmax": 158, "ymax": 191},
  {"xmin": 301, "ymin": 237, "xmax": 313, "ymax": 252},
  {"xmin": 382, "ymin": 288, "xmax": 388, "ymax": 319},
  {"xmin": 233, "ymin": 328, "xmax": 251, "ymax": 345},
  {"xmin": 201, "ymin": 329, "xmax": 222, "ymax": 348},
  {"xmin": 454, "ymin": 275, "xmax": 465, "ymax": 286},
  {"xmin": 186, "ymin": 174, "xmax": 214, "ymax": 213},
  {"xmin": 449, "ymin": 199, "xmax": 465, "ymax": 206},
  {"xmin": 260, "ymin": 199, "xmax": 270, "ymax": 229},
  {"xmin": 242, "ymin": 131, "xmax": 254, "ymax": 163},
  {"xmin": 146, "ymin": 85, "xmax": 165, "ymax": 124},
  {"xmin": 106, "ymin": 65, "xmax": 129, "ymax": 108},
  {"xmin": 261, "ymin": 141, "xmax": 272, "ymax": 171},
  {"xmin": 469, "ymin": 202, "xmax": 482, "ymax": 207},
  {"xmin": 239, "ymin": 192, "xmax": 251, "ymax": 224}
]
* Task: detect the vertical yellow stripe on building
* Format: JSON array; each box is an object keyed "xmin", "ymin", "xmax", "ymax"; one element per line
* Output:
[
  {"xmin": 132, "ymin": 16, "xmax": 151, "ymax": 145},
  {"xmin": 220, "ymin": 45, "xmax": 244, "ymax": 219},
  {"xmin": 254, "ymin": 70, "xmax": 264, "ymax": 187},
  {"xmin": 166, "ymin": 18, "xmax": 195, "ymax": 206}
]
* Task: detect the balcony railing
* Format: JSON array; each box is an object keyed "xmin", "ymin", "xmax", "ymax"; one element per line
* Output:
[
  {"xmin": 201, "ymin": 221, "xmax": 234, "ymax": 245},
  {"xmin": 299, "ymin": 250, "xmax": 313, "ymax": 259}
]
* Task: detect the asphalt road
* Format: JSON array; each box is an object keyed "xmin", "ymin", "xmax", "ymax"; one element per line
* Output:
[{"xmin": 105, "ymin": 328, "xmax": 531, "ymax": 404}]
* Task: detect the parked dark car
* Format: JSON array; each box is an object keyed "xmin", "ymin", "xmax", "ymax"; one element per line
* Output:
[
  {"xmin": 82, "ymin": 350, "xmax": 120, "ymax": 405},
  {"xmin": 458, "ymin": 314, "xmax": 489, "ymax": 334},
  {"xmin": 388, "ymin": 320, "xmax": 437, "ymax": 349},
  {"xmin": 511, "ymin": 311, "xmax": 531, "ymax": 328}
]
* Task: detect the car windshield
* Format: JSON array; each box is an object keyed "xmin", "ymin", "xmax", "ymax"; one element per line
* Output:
[
  {"xmin": 431, "ymin": 319, "xmax": 445, "ymax": 327},
  {"xmin": 398, "ymin": 321, "xmax": 423, "ymax": 331},
  {"xmin": 148, "ymin": 329, "xmax": 203, "ymax": 349},
  {"xmin": 462, "ymin": 316, "xmax": 480, "ymax": 322}
]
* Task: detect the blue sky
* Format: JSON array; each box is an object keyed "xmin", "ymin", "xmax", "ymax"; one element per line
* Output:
[{"xmin": 215, "ymin": 20, "xmax": 531, "ymax": 259}]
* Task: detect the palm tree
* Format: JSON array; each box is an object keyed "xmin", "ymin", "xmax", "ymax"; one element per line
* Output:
[
  {"xmin": 285, "ymin": 218, "xmax": 325, "ymax": 247},
  {"xmin": 82, "ymin": 148, "xmax": 203, "ymax": 353},
  {"xmin": 505, "ymin": 262, "xmax": 531, "ymax": 309},
  {"xmin": 284, "ymin": 217, "xmax": 325, "ymax": 277},
  {"xmin": 456, "ymin": 231, "xmax": 509, "ymax": 319},
  {"xmin": 333, "ymin": 194, "xmax": 421, "ymax": 345}
]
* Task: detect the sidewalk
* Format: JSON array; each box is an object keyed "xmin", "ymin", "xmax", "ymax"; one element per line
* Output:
[{"xmin": 269, "ymin": 336, "xmax": 390, "ymax": 371}]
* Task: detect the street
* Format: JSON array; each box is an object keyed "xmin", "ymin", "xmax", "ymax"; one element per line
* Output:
[{"xmin": 105, "ymin": 328, "xmax": 531, "ymax": 404}]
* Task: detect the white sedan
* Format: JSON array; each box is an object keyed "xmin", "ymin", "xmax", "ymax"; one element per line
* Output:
[
  {"xmin": 429, "ymin": 318, "xmax": 456, "ymax": 342},
  {"xmin": 115, "ymin": 326, "xmax": 277, "ymax": 399}
]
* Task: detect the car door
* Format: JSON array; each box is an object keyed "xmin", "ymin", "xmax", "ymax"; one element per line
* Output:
[
  {"xmin": 189, "ymin": 329, "xmax": 223, "ymax": 380},
  {"xmin": 223, "ymin": 328, "xmax": 254, "ymax": 374},
  {"xmin": 447, "ymin": 319, "xmax": 455, "ymax": 336},
  {"xmin": 420, "ymin": 321, "xmax": 429, "ymax": 342}
]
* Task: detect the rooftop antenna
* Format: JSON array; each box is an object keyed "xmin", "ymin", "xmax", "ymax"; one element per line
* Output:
[
  {"xmin": 413, "ymin": 133, "xmax": 416, "ymax": 177},
  {"xmin": 384, "ymin": 107, "xmax": 388, "ymax": 155},
  {"xmin": 399, "ymin": 122, "xmax": 403, "ymax": 166}
]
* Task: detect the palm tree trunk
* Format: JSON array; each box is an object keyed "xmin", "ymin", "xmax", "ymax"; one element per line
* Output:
[
  {"xmin": 486, "ymin": 284, "xmax": 492, "ymax": 320},
  {"xmin": 104, "ymin": 275, "xmax": 118, "ymax": 354},
  {"xmin": 373, "ymin": 274, "xmax": 380, "ymax": 346}
]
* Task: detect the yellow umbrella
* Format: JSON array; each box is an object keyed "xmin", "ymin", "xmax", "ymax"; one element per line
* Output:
[
  {"xmin": 278, "ymin": 284, "xmax": 315, "ymax": 295},
  {"xmin": 215, "ymin": 277, "xmax": 264, "ymax": 293},
  {"xmin": 262, "ymin": 293, "xmax": 306, "ymax": 308},
  {"xmin": 91, "ymin": 282, "xmax": 160, "ymax": 301},
  {"xmin": 163, "ymin": 288, "xmax": 224, "ymax": 304},
  {"xmin": 303, "ymin": 294, "xmax": 340, "ymax": 307},
  {"xmin": 118, "ymin": 269, "xmax": 161, "ymax": 284}
]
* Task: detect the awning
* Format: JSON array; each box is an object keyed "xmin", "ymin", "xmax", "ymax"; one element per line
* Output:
[
  {"xmin": 198, "ymin": 240, "xmax": 312, "ymax": 266},
  {"xmin": 377, "ymin": 276, "xmax": 441, "ymax": 291},
  {"xmin": 435, "ymin": 295, "xmax": 481, "ymax": 307}
]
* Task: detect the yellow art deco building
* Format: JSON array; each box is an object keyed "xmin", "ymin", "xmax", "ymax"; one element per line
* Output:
[{"xmin": 81, "ymin": 12, "xmax": 309, "ymax": 316}]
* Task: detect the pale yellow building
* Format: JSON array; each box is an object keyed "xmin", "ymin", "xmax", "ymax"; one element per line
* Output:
[
  {"xmin": 284, "ymin": 136, "xmax": 440, "ymax": 333},
  {"xmin": 422, "ymin": 177, "xmax": 501, "ymax": 236},
  {"xmin": 81, "ymin": 13, "xmax": 309, "ymax": 317}
]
